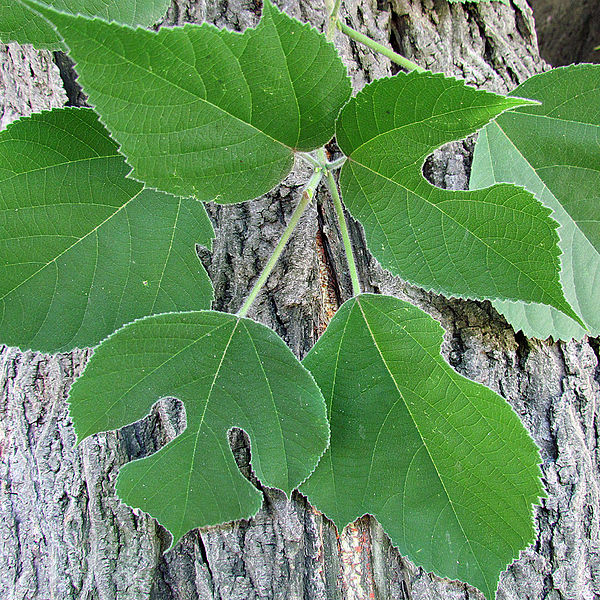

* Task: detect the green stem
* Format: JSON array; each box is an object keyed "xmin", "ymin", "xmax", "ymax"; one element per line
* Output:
[
  {"xmin": 237, "ymin": 169, "xmax": 323, "ymax": 318},
  {"xmin": 298, "ymin": 151, "xmax": 321, "ymax": 169},
  {"xmin": 328, "ymin": 155, "xmax": 346, "ymax": 170},
  {"xmin": 326, "ymin": 0, "xmax": 342, "ymax": 41},
  {"xmin": 316, "ymin": 147, "xmax": 328, "ymax": 165},
  {"xmin": 336, "ymin": 19, "xmax": 425, "ymax": 73},
  {"xmin": 324, "ymin": 168, "xmax": 361, "ymax": 297},
  {"xmin": 312, "ymin": 148, "xmax": 346, "ymax": 170}
]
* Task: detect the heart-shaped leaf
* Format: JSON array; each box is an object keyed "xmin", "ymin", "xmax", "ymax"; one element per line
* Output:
[
  {"xmin": 24, "ymin": 0, "xmax": 352, "ymax": 203},
  {"xmin": 301, "ymin": 294, "xmax": 543, "ymax": 600},
  {"xmin": 0, "ymin": 107, "xmax": 213, "ymax": 352},
  {"xmin": 471, "ymin": 64, "xmax": 600, "ymax": 340},
  {"xmin": 2, "ymin": 0, "xmax": 170, "ymax": 48},
  {"xmin": 69, "ymin": 310, "xmax": 329, "ymax": 546},
  {"xmin": 336, "ymin": 71, "xmax": 579, "ymax": 323}
]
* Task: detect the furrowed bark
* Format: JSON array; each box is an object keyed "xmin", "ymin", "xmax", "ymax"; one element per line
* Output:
[
  {"xmin": 1, "ymin": 2, "xmax": 599, "ymax": 599},
  {"xmin": 528, "ymin": 0, "xmax": 600, "ymax": 67}
]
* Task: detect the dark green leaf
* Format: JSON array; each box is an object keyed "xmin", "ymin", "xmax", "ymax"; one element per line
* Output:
[
  {"xmin": 24, "ymin": 0, "xmax": 351, "ymax": 203},
  {"xmin": 301, "ymin": 294, "xmax": 543, "ymax": 600},
  {"xmin": 471, "ymin": 64, "xmax": 600, "ymax": 340},
  {"xmin": 0, "ymin": 107, "xmax": 213, "ymax": 352},
  {"xmin": 336, "ymin": 71, "xmax": 579, "ymax": 323},
  {"xmin": 69, "ymin": 310, "xmax": 329, "ymax": 546},
  {"xmin": 3, "ymin": 0, "xmax": 170, "ymax": 48}
]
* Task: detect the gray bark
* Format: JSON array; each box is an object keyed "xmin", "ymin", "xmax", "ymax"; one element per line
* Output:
[
  {"xmin": 1, "ymin": 1, "xmax": 599, "ymax": 600},
  {"xmin": 528, "ymin": 0, "xmax": 600, "ymax": 67}
]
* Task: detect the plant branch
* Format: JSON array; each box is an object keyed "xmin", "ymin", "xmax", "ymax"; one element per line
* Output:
[
  {"xmin": 300, "ymin": 150, "xmax": 346, "ymax": 170},
  {"xmin": 328, "ymin": 155, "xmax": 346, "ymax": 170},
  {"xmin": 324, "ymin": 168, "xmax": 361, "ymax": 297},
  {"xmin": 336, "ymin": 19, "xmax": 425, "ymax": 73},
  {"xmin": 326, "ymin": 0, "xmax": 342, "ymax": 41},
  {"xmin": 298, "ymin": 151, "xmax": 321, "ymax": 169},
  {"xmin": 237, "ymin": 169, "xmax": 323, "ymax": 318}
]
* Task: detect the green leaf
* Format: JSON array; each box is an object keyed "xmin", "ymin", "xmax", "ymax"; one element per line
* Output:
[
  {"xmin": 471, "ymin": 64, "xmax": 600, "ymax": 340},
  {"xmin": 2, "ymin": 0, "xmax": 170, "ymax": 48},
  {"xmin": 336, "ymin": 71, "xmax": 579, "ymax": 323},
  {"xmin": 24, "ymin": 0, "xmax": 352, "ymax": 203},
  {"xmin": 68, "ymin": 310, "xmax": 329, "ymax": 546},
  {"xmin": 300, "ymin": 294, "xmax": 543, "ymax": 600},
  {"xmin": 0, "ymin": 107, "xmax": 214, "ymax": 353}
]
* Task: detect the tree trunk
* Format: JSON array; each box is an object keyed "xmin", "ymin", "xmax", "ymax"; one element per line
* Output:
[
  {"xmin": 1, "ymin": 1, "xmax": 599, "ymax": 599},
  {"xmin": 527, "ymin": 0, "xmax": 600, "ymax": 67}
]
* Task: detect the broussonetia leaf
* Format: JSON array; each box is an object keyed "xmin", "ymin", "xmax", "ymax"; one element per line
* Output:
[
  {"xmin": 22, "ymin": 0, "xmax": 352, "ymax": 203},
  {"xmin": 68, "ymin": 310, "xmax": 329, "ymax": 547},
  {"xmin": 0, "ymin": 107, "xmax": 214, "ymax": 352},
  {"xmin": 336, "ymin": 70, "xmax": 581, "ymax": 325},
  {"xmin": 301, "ymin": 294, "xmax": 544, "ymax": 600},
  {"xmin": 1, "ymin": 0, "xmax": 171, "ymax": 48},
  {"xmin": 471, "ymin": 64, "xmax": 600, "ymax": 340}
]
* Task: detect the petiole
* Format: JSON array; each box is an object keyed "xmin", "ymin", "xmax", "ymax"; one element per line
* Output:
[{"xmin": 237, "ymin": 168, "xmax": 324, "ymax": 318}]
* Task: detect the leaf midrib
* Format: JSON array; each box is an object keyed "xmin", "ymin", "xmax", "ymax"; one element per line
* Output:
[
  {"xmin": 0, "ymin": 186, "xmax": 144, "ymax": 302},
  {"xmin": 346, "ymin": 159, "xmax": 561, "ymax": 308},
  {"xmin": 0, "ymin": 152, "xmax": 122, "ymax": 187},
  {"xmin": 359, "ymin": 296, "xmax": 540, "ymax": 542},
  {"xmin": 355, "ymin": 297, "xmax": 489, "ymax": 593},
  {"xmin": 78, "ymin": 317, "xmax": 234, "ymax": 440},
  {"xmin": 341, "ymin": 99, "xmax": 521, "ymax": 158},
  {"xmin": 508, "ymin": 108, "xmax": 600, "ymax": 129},
  {"xmin": 323, "ymin": 301, "xmax": 354, "ymax": 523},
  {"xmin": 493, "ymin": 119, "xmax": 600, "ymax": 254},
  {"xmin": 182, "ymin": 318, "xmax": 240, "ymax": 534},
  {"xmin": 261, "ymin": 4, "xmax": 302, "ymax": 149},
  {"xmin": 242, "ymin": 320, "xmax": 289, "ymax": 489},
  {"xmin": 74, "ymin": 19, "xmax": 294, "ymax": 154},
  {"xmin": 150, "ymin": 197, "xmax": 180, "ymax": 314}
]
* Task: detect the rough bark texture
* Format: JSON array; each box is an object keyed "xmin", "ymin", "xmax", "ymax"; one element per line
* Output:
[
  {"xmin": 1, "ymin": 1, "xmax": 599, "ymax": 600},
  {"xmin": 528, "ymin": 0, "xmax": 600, "ymax": 66}
]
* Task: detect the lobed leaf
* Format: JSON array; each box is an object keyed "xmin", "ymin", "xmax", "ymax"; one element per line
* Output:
[
  {"xmin": 68, "ymin": 310, "xmax": 329, "ymax": 547},
  {"xmin": 2, "ymin": 0, "xmax": 170, "ymax": 48},
  {"xmin": 301, "ymin": 294, "xmax": 543, "ymax": 600},
  {"xmin": 336, "ymin": 71, "xmax": 579, "ymax": 323},
  {"xmin": 471, "ymin": 64, "xmax": 600, "ymax": 340},
  {"xmin": 23, "ymin": 0, "xmax": 352, "ymax": 203},
  {"xmin": 0, "ymin": 107, "xmax": 213, "ymax": 352}
]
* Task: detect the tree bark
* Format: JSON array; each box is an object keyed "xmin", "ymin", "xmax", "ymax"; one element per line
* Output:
[
  {"xmin": 1, "ymin": 1, "xmax": 599, "ymax": 600},
  {"xmin": 528, "ymin": 0, "xmax": 600, "ymax": 67}
]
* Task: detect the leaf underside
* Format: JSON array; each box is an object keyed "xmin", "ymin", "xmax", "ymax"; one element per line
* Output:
[
  {"xmin": 3, "ymin": 0, "xmax": 171, "ymax": 48},
  {"xmin": 24, "ymin": 0, "xmax": 351, "ymax": 203},
  {"xmin": 0, "ymin": 107, "xmax": 214, "ymax": 352},
  {"xmin": 68, "ymin": 310, "xmax": 329, "ymax": 547},
  {"xmin": 471, "ymin": 64, "xmax": 600, "ymax": 340},
  {"xmin": 336, "ymin": 70, "xmax": 578, "ymax": 322},
  {"xmin": 301, "ymin": 294, "xmax": 543, "ymax": 600}
]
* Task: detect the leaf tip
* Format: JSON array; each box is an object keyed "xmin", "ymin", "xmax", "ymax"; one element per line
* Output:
[{"xmin": 505, "ymin": 95, "xmax": 542, "ymax": 110}]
